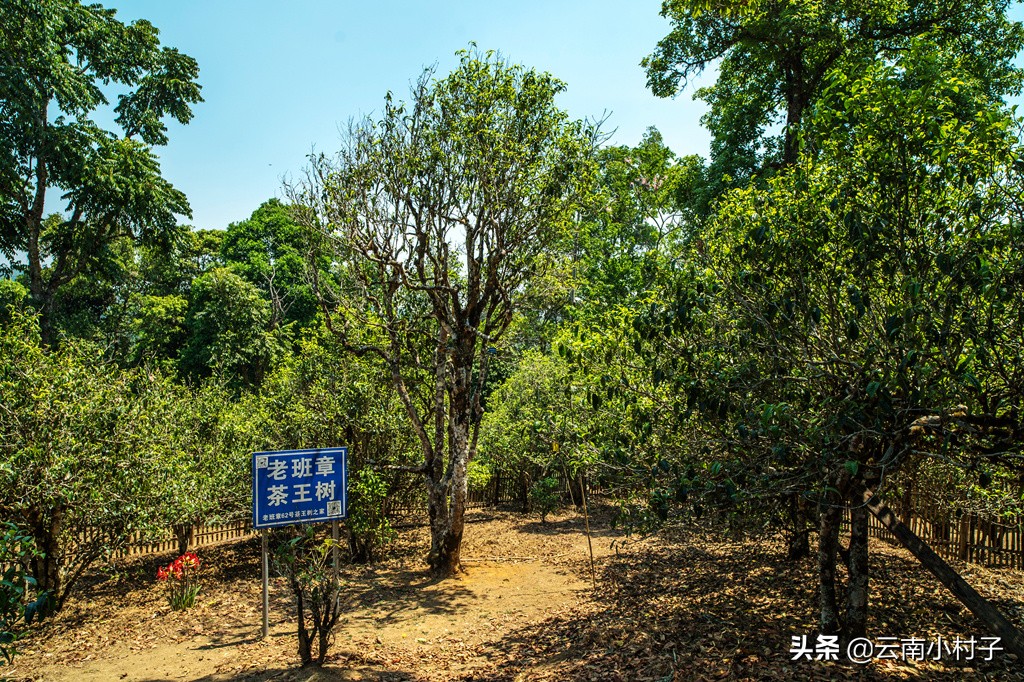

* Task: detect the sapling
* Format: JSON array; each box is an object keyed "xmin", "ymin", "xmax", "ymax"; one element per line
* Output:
[{"xmin": 273, "ymin": 526, "xmax": 343, "ymax": 667}]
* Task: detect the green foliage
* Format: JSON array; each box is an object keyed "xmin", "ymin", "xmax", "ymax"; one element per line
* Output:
[
  {"xmin": 0, "ymin": 524, "xmax": 48, "ymax": 666},
  {"xmin": 530, "ymin": 476, "xmax": 562, "ymax": 523},
  {"xmin": 577, "ymin": 129, "xmax": 700, "ymax": 308},
  {"xmin": 0, "ymin": 311, "xmax": 251, "ymax": 613},
  {"xmin": 0, "ymin": 280, "xmax": 26, "ymax": 307},
  {"xmin": 466, "ymin": 460, "xmax": 494, "ymax": 493},
  {"xmin": 44, "ymin": 234, "xmax": 138, "ymax": 345},
  {"xmin": 0, "ymin": 312, "xmax": 154, "ymax": 609},
  {"xmin": 480, "ymin": 351, "xmax": 573, "ymax": 473},
  {"xmin": 44, "ymin": 226, "xmax": 217, "ymax": 368},
  {"xmin": 621, "ymin": 15, "xmax": 1024, "ymax": 541},
  {"xmin": 254, "ymin": 331, "xmax": 420, "ymax": 559},
  {"xmin": 0, "ymin": 280, "xmax": 27, "ymax": 324},
  {"xmin": 221, "ymin": 199, "xmax": 322, "ymax": 332},
  {"xmin": 181, "ymin": 267, "xmax": 279, "ymax": 390},
  {"xmin": 139, "ymin": 228, "xmax": 224, "ymax": 299},
  {"xmin": 897, "ymin": 459, "xmax": 1024, "ymax": 522},
  {"xmin": 272, "ymin": 526, "xmax": 343, "ymax": 667},
  {"xmin": 28, "ymin": 225, "xmax": 223, "ymax": 363},
  {"xmin": 643, "ymin": 0, "xmax": 1024, "ymax": 203},
  {"xmin": 346, "ymin": 469, "xmax": 396, "ymax": 563},
  {"xmin": 149, "ymin": 381, "xmax": 254, "ymax": 533},
  {"xmin": 0, "ymin": 0, "xmax": 202, "ymax": 344},
  {"xmin": 127, "ymin": 294, "xmax": 189, "ymax": 366}
]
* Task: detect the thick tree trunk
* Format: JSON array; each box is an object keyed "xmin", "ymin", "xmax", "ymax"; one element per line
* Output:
[
  {"xmin": 348, "ymin": 531, "xmax": 372, "ymax": 564},
  {"xmin": 426, "ymin": 420, "xmax": 470, "ymax": 578},
  {"xmin": 788, "ymin": 531, "xmax": 810, "ymax": 561},
  {"xmin": 25, "ymin": 215, "xmax": 55, "ymax": 347},
  {"xmin": 818, "ymin": 502, "xmax": 842, "ymax": 636},
  {"xmin": 26, "ymin": 139, "xmax": 56, "ymax": 347},
  {"xmin": 845, "ymin": 502, "xmax": 869, "ymax": 641},
  {"xmin": 490, "ymin": 470, "xmax": 501, "ymax": 507},
  {"xmin": 426, "ymin": 483, "xmax": 449, "ymax": 570},
  {"xmin": 519, "ymin": 471, "xmax": 532, "ymax": 513},
  {"xmin": 858, "ymin": 485, "xmax": 1024, "ymax": 660},
  {"xmin": 782, "ymin": 56, "xmax": 807, "ymax": 167},
  {"xmin": 426, "ymin": 492, "xmax": 465, "ymax": 578},
  {"xmin": 958, "ymin": 513, "xmax": 971, "ymax": 561},
  {"xmin": 565, "ymin": 468, "xmax": 584, "ymax": 508},
  {"xmin": 900, "ymin": 476, "xmax": 914, "ymax": 523},
  {"xmin": 316, "ymin": 624, "xmax": 330, "ymax": 666}
]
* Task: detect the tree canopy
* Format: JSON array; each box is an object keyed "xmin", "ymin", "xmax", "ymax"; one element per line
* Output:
[
  {"xmin": 292, "ymin": 47, "xmax": 598, "ymax": 576},
  {"xmin": 0, "ymin": 0, "xmax": 202, "ymax": 344},
  {"xmin": 643, "ymin": 0, "xmax": 1024, "ymax": 203}
]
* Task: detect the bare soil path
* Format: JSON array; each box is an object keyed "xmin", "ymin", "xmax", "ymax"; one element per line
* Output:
[
  {"xmin": 8, "ymin": 510, "xmax": 613, "ymax": 682},
  {"xmin": 7, "ymin": 508, "xmax": 1024, "ymax": 681}
]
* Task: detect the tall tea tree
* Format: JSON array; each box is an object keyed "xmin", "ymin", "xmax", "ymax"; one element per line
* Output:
[
  {"xmin": 0, "ymin": 0, "xmax": 201, "ymax": 345},
  {"xmin": 293, "ymin": 49, "xmax": 597, "ymax": 577},
  {"xmin": 651, "ymin": 47, "xmax": 1024, "ymax": 647}
]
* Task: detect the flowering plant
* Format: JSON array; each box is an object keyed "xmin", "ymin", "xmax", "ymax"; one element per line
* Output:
[{"xmin": 156, "ymin": 551, "xmax": 201, "ymax": 610}]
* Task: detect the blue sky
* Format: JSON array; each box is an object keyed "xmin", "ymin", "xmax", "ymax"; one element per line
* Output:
[{"xmin": 99, "ymin": 1, "xmax": 713, "ymax": 231}]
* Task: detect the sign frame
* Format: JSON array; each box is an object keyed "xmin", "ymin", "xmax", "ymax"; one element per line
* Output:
[{"xmin": 251, "ymin": 447, "xmax": 348, "ymax": 530}]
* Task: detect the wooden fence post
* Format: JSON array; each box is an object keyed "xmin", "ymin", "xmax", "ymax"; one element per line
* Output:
[{"xmin": 959, "ymin": 513, "xmax": 970, "ymax": 561}]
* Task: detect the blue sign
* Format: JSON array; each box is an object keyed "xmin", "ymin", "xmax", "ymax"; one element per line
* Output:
[{"xmin": 252, "ymin": 447, "xmax": 348, "ymax": 529}]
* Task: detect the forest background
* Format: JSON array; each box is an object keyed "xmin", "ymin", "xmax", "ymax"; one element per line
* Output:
[{"xmin": 3, "ymin": 0, "xmax": 1024, "ymax": 661}]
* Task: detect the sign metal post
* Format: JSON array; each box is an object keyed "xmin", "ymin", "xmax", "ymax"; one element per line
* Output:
[
  {"xmin": 332, "ymin": 520, "xmax": 340, "ymax": 608},
  {"xmin": 252, "ymin": 447, "xmax": 348, "ymax": 640},
  {"xmin": 261, "ymin": 528, "xmax": 269, "ymax": 638}
]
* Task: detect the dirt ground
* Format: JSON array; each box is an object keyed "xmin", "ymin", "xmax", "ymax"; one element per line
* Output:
[{"xmin": 7, "ymin": 508, "xmax": 1024, "ymax": 681}]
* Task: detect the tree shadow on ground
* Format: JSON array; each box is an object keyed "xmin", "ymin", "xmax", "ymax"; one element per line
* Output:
[
  {"xmin": 84, "ymin": 534, "xmax": 264, "ymax": 601},
  {"xmin": 453, "ymin": 529, "xmax": 1024, "ymax": 681},
  {"xmin": 515, "ymin": 506, "xmax": 622, "ymax": 540},
  {"xmin": 516, "ymin": 520, "xmax": 622, "ymax": 542},
  {"xmin": 193, "ymin": 619, "xmax": 265, "ymax": 650},
  {"xmin": 342, "ymin": 567, "xmax": 479, "ymax": 623}
]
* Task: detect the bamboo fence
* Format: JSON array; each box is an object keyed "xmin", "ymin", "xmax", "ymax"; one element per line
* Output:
[
  {"xmin": 93, "ymin": 476, "xmax": 1022, "ymax": 569},
  {"xmin": 844, "ymin": 482, "xmax": 1024, "ymax": 569},
  {"xmin": 74, "ymin": 519, "xmax": 254, "ymax": 560},
  {"xmin": 860, "ymin": 505, "xmax": 1024, "ymax": 569}
]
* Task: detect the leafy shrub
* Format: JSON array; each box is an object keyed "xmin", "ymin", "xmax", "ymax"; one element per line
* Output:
[
  {"xmin": 530, "ymin": 476, "xmax": 562, "ymax": 523},
  {"xmin": 273, "ymin": 526, "xmax": 343, "ymax": 667},
  {"xmin": 346, "ymin": 469, "xmax": 395, "ymax": 563},
  {"xmin": 0, "ymin": 312, "xmax": 171, "ymax": 613},
  {"xmin": 467, "ymin": 459, "xmax": 493, "ymax": 493},
  {"xmin": 0, "ymin": 523, "xmax": 48, "ymax": 666}
]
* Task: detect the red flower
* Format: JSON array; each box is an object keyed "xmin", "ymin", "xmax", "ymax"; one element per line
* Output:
[
  {"xmin": 180, "ymin": 552, "xmax": 200, "ymax": 570},
  {"xmin": 157, "ymin": 566, "xmax": 169, "ymax": 581}
]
